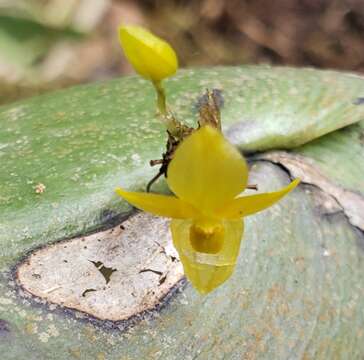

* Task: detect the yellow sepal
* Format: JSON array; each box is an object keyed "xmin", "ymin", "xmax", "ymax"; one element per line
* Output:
[
  {"xmin": 119, "ymin": 25, "xmax": 178, "ymax": 82},
  {"xmin": 167, "ymin": 126, "xmax": 248, "ymax": 216},
  {"xmin": 219, "ymin": 178, "xmax": 300, "ymax": 219},
  {"xmin": 115, "ymin": 187, "xmax": 198, "ymax": 219}
]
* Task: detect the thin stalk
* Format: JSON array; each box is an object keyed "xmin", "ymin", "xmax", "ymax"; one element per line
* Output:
[{"xmin": 153, "ymin": 80, "xmax": 167, "ymax": 116}]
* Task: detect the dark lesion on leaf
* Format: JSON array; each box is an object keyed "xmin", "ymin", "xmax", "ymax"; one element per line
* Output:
[
  {"xmin": 359, "ymin": 132, "xmax": 364, "ymax": 146},
  {"xmin": 353, "ymin": 97, "xmax": 364, "ymax": 105},
  {"xmin": 159, "ymin": 275, "xmax": 167, "ymax": 285},
  {"xmin": 89, "ymin": 260, "xmax": 117, "ymax": 284},
  {"xmin": 139, "ymin": 268, "xmax": 168, "ymax": 286},
  {"xmin": 82, "ymin": 288, "xmax": 97, "ymax": 297},
  {"xmin": 139, "ymin": 268, "xmax": 163, "ymax": 276},
  {"xmin": 0, "ymin": 319, "xmax": 11, "ymax": 337}
]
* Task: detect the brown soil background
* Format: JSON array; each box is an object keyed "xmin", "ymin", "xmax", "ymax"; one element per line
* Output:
[{"xmin": 1, "ymin": 0, "xmax": 364, "ymax": 104}]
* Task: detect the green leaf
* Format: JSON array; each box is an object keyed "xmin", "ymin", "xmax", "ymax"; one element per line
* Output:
[
  {"xmin": 1, "ymin": 66, "xmax": 364, "ymax": 359},
  {"xmin": 296, "ymin": 119, "xmax": 364, "ymax": 195}
]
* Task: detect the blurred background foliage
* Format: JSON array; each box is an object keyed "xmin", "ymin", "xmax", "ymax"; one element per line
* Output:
[{"xmin": 0, "ymin": 0, "xmax": 364, "ymax": 105}]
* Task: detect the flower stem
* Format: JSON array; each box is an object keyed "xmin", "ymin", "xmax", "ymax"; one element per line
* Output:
[{"xmin": 153, "ymin": 80, "xmax": 167, "ymax": 115}]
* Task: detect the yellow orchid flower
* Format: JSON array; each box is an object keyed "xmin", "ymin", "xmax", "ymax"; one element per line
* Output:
[
  {"xmin": 116, "ymin": 126, "xmax": 299, "ymax": 294},
  {"xmin": 118, "ymin": 25, "xmax": 178, "ymax": 115}
]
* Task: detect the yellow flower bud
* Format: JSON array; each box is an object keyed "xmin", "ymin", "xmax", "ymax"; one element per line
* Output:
[{"xmin": 118, "ymin": 25, "xmax": 178, "ymax": 82}]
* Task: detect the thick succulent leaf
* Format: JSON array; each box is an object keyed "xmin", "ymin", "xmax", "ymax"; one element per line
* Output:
[
  {"xmin": 257, "ymin": 118, "xmax": 364, "ymax": 231},
  {"xmin": 3, "ymin": 65, "xmax": 362, "ymax": 264},
  {"xmin": 1, "ymin": 66, "xmax": 364, "ymax": 254},
  {"xmin": 1, "ymin": 162, "xmax": 364, "ymax": 359},
  {"xmin": 171, "ymin": 67, "xmax": 364, "ymax": 152},
  {"xmin": 1, "ymin": 66, "xmax": 364, "ymax": 358},
  {"xmin": 296, "ymin": 119, "xmax": 364, "ymax": 195}
]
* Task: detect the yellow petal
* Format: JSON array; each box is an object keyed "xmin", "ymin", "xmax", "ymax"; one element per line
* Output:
[
  {"xmin": 171, "ymin": 218, "xmax": 244, "ymax": 294},
  {"xmin": 167, "ymin": 126, "xmax": 248, "ymax": 216},
  {"xmin": 219, "ymin": 178, "xmax": 300, "ymax": 219},
  {"xmin": 116, "ymin": 187, "xmax": 198, "ymax": 219},
  {"xmin": 118, "ymin": 25, "xmax": 178, "ymax": 82}
]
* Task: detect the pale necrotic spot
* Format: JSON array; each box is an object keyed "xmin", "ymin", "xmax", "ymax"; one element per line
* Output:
[{"xmin": 16, "ymin": 213, "xmax": 184, "ymax": 322}]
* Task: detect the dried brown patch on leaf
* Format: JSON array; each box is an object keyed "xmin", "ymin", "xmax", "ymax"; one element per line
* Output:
[
  {"xmin": 16, "ymin": 213, "xmax": 184, "ymax": 322},
  {"xmin": 255, "ymin": 151, "xmax": 364, "ymax": 231}
]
